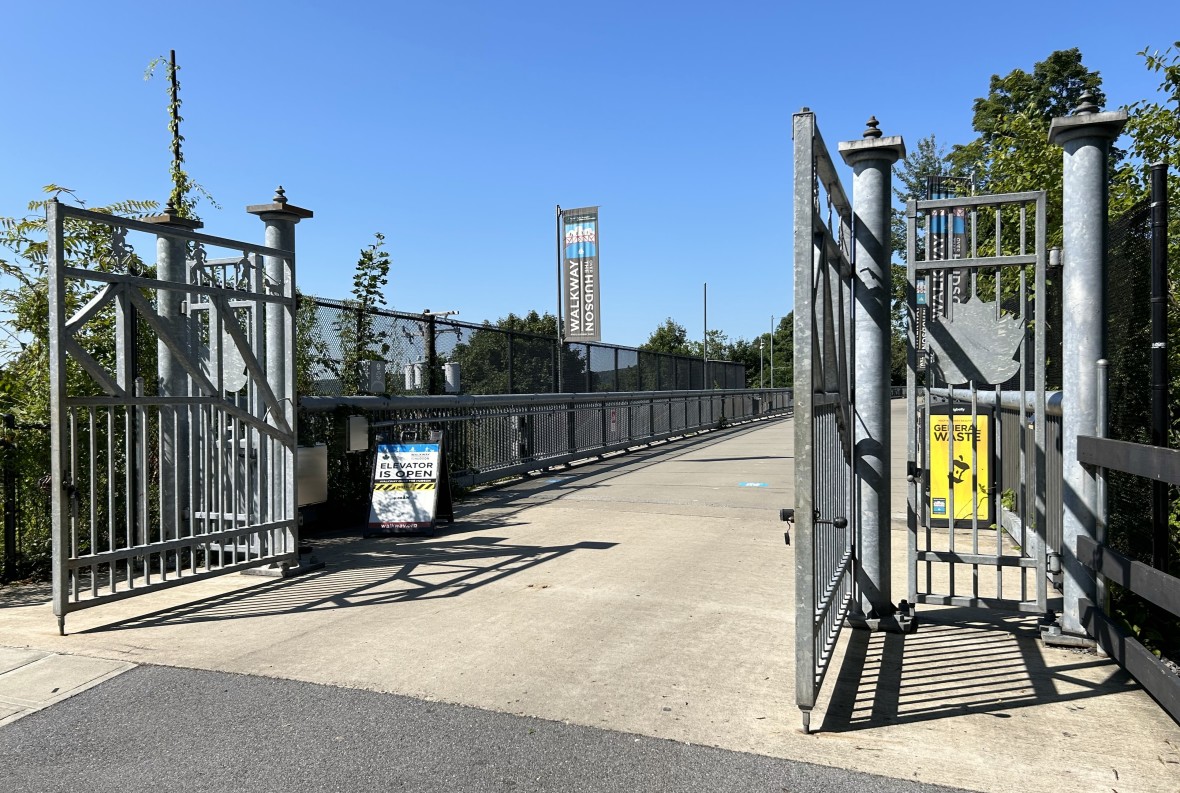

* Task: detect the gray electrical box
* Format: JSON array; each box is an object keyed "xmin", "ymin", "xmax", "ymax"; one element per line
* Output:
[
  {"xmin": 296, "ymin": 444, "xmax": 328, "ymax": 507},
  {"xmin": 348, "ymin": 415, "xmax": 369, "ymax": 452},
  {"xmin": 363, "ymin": 360, "xmax": 386, "ymax": 393},
  {"xmin": 444, "ymin": 362, "xmax": 461, "ymax": 394}
]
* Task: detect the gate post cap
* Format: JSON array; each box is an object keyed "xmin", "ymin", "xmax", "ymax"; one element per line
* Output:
[
  {"xmin": 247, "ymin": 186, "xmax": 313, "ymax": 221},
  {"xmin": 1048, "ymin": 96, "xmax": 1126, "ymax": 146},
  {"xmin": 143, "ymin": 198, "xmax": 204, "ymax": 230},
  {"xmin": 838, "ymin": 118, "xmax": 905, "ymax": 166}
]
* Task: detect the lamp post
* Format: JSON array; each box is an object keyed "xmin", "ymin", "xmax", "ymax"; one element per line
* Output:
[
  {"xmin": 770, "ymin": 315, "xmax": 775, "ymax": 388},
  {"xmin": 759, "ymin": 338, "xmax": 765, "ymax": 389}
]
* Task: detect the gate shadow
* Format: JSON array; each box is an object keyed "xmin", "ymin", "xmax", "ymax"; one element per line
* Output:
[
  {"xmin": 80, "ymin": 532, "xmax": 616, "ymax": 633},
  {"xmin": 818, "ymin": 607, "xmax": 1139, "ymax": 732}
]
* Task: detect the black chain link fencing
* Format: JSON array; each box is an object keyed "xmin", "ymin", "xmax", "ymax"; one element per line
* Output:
[{"xmin": 299, "ymin": 296, "xmax": 746, "ymax": 397}]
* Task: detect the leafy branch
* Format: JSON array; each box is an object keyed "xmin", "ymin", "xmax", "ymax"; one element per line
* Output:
[{"xmin": 145, "ymin": 51, "xmax": 219, "ymax": 219}]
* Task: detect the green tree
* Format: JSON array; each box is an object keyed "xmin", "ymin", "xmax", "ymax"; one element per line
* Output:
[
  {"xmin": 890, "ymin": 135, "xmax": 962, "ymax": 385},
  {"xmin": 639, "ymin": 318, "xmax": 694, "ymax": 355},
  {"xmin": 446, "ymin": 311, "xmax": 577, "ymax": 395},
  {"xmin": 770, "ymin": 313, "xmax": 794, "ymax": 388},
  {"xmin": 1113, "ymin": 42, "xmax": 1180, "ymax": 240},
  {"xmin": 0, "ymin": 188, "xmax": 158, "ymax": 578},
  {"xmin": 334, "ymin": 233, "xmax": 393, "ymax": 395},
  {"xmin": 950, "ymin": 48, "xmax": 1106, "ymax": 250}
]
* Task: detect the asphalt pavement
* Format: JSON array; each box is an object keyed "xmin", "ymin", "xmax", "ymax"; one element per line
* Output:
[{"xmin": 1, "ymin": 664, "xmax": 970, "ymax": 793}]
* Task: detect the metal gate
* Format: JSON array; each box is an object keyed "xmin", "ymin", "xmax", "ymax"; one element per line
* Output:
[
  {"xmin": 792, "ymin": 110, "xmax": 856, "ymax": 732},
  {"xmin": 905, "ymin": 190, "xmax": 1051, "ymax": 614},
  {"xmin": 48, "ymin": 201, "xmax": 299, "ymax": 633}
]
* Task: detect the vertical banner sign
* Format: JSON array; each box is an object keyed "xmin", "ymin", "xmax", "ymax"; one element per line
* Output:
[
  {"xmin": 927, "ymin": 405, "xmax": 995, "ymax": 527},
  {"xmin": 562, "ymin": 206, "xmax": 601, "ymax": 342},
  {"xmin": 368, "ymin": 439, "xmax": 453, "ymax": 533}
]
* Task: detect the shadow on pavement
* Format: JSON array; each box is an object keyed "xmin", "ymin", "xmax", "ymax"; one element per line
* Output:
[
  {"xmin": 819, "ymin": 607, "xmax": 1139, "ymax": 733},
  {"xmin": 77, "ymin": 533, "xmax": 617, "ymax": 634}
]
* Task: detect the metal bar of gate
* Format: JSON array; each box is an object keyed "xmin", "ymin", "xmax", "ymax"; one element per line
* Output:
[{"xmin": 792, "ymin": 110, "xmax": 856, "ymax": 733}]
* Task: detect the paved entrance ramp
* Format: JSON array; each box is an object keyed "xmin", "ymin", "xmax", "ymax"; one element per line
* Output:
[{"xmin": 1, "ymin": 417, "xmax": 1177, "ymax": 792}]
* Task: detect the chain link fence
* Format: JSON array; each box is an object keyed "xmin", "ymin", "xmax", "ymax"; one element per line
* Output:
[{"xmin": 299, "ymin": 296, "xmax": 746, "ymax": 397}]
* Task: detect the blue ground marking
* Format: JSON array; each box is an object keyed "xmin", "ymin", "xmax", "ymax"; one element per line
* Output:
[{"xmin": 738, "ymin": 482, "xmax": 768, "ymax": 487}]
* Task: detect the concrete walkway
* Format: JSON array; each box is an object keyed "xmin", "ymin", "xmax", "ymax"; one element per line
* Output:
[{"xmin": 1, "ymin": 410, "xmax": 1178, "ymax": 792}]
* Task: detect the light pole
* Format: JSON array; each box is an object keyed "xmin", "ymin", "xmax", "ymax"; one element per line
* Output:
[
  {"xmin": 769, "ymin": 315, "xmax": 775, "ymax": 388},
  {"xmin": 759, "ymin": 338, "xmax": 764, "ymax": 389}
]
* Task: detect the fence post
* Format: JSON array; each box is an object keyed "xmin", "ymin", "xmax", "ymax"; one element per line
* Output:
[
  {"xmin": 1049, "ymin": 93, "xmax": 1126, "ymax": 636},
  {"xmin": 1151, "ymin": 162, "xmax": 1170, "ymax": 573},
  {"xmin": 144, "ymin": 202, "xmax": 202, "ymax": 543},
  {"xmin": 426, "ymin": 313, "xmax": 439, "ymax": 395},
  {"xmin": 506, "ymin": 331, "xmax": 515, "ymax": 395},
  {"xmin": 585, "ymin": 344, "xmax": 592, "ymax": 393},
  {"xmin": 840, "ymin": 118, "xmax": 906, "ymax": 622},
  {"xmin": 247, "ymin": 187, "xmax": 312, "ymax": 552},
  {"xmin": 3, "ymin": 414, "xmax": 14, "ymax": 583},
  {"xmin": 552, "ymin": 341, "xmax": 558, "ymax": 394}
]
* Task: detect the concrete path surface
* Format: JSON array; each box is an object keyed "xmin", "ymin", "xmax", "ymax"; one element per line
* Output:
[{"xmin": 1, "ymin": 410, "xmax": 1178, "ymax": 792}]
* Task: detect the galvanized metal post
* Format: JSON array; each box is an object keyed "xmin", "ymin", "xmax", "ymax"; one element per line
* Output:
[
  {"xmin": 2, "ymin": 413, "xmax": 15, "ymax": 583},
  {"xmin": 555, "ymin": 205, "xmax": 564, "ymax": 394},
  {"xmin": 47, "ymin": 200, "xmax": 67, "ymax": 634},
  {"xmin": 1049, "ymin": 93, "xmax": 1126, "ymax": 636},
  {"xmin": 840, "ymin": 118, "xmax": 905, "ymax": 622},
  {"xmin": 247, "ymin": 187, "xmax": 312, "ymax": 561},
  {"xmin": 144, "ymin": 202, "xmax": 202, "ymax": 543},
  {"xmin": 770, "ymin": 315, "xmax": 775, "ymax": 388}
]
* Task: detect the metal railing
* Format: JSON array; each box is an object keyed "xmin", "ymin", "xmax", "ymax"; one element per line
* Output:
[
  {"xmin": 300, "ymin": 388, "xmax": 792, "ymax": 494},
  {"xmin": 1076, "ymin": 433, "xmax": 1180, "ymax": 722}
]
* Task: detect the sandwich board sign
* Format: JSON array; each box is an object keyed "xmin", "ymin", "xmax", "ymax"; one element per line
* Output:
[{"xmin": 368, "ymin": 433, "xmax": 454, "ymax": 533}]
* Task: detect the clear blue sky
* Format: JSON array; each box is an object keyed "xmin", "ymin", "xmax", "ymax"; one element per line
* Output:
[{"xmin": 2, "ymin": 1, "xmax": 1175, "ymax": 347}]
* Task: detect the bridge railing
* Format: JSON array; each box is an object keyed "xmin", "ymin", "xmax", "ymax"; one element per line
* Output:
[
  {"xmin": 1075, "ymin": 434, "xmax": 1180, "ymax": 723},
  {"xmin": 300, "ymin": 388, "xmax": 792, "ymax": 498}
]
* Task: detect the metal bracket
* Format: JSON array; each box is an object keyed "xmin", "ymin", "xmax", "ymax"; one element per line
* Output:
[{"xmin": 779, "ymin": 507, "xmax": 793, "ymax": 545}]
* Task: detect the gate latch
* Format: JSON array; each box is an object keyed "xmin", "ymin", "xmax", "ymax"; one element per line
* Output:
[{"xmin": 779, "ymin": 508, "xmax": 793, "ymax": 545}]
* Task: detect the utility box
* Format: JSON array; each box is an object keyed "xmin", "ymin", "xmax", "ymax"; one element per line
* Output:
[
  {"xmin": 363, "ymin": 360, "xmax": 386, "ymax": 394},
  {"xmin": 404, "ymin": 362, "xmax": 424, "ymax": 391},
  {"xmin": 444, "ymin": 362, "xmax": 461, "ymax": 394},
  {"xmin": 296, "ymin": 444, "xmax": 328, "ymax": 507},
  {"xmin": 347, "ymin": 415, "xmax": 369, "ymax": 452}
]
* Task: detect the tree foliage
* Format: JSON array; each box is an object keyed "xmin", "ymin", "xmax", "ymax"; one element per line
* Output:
[
  {"xmin": 446, "ymin": 311, "xmax": 573, "ymax": 395},
  {"xmin": 333, "ymin": 233, "xmax": 394, "ymax": 395},
  {"xmin": 639, "ymin": 318, "xmax": 694, "ymax": 356}
]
